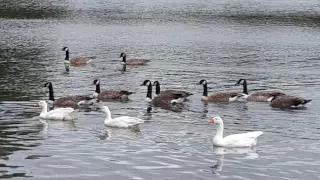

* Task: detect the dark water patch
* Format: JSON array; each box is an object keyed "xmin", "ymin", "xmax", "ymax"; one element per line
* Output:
[{"xmin": 0, "ymin": 0, "xmax": 67, "ymax": 19}]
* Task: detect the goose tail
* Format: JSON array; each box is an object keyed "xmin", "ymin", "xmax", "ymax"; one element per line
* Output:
[
  {"xmin": 302, "ymin": 99, "xmax": 312, "ymax": 105},
  {"xmin": 88, "ymin": 56, "xmax": 96, "ymax": 59},
  {"xmin": 64, "ymin": 110, "xmax": 78, "ymax": 120}
]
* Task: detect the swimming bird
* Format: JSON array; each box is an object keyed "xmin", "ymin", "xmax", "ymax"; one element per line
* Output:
[
  {"xmin": 153, "ymin": 81, "xmax": 193, "ymax": 103},
  {"xmin": 141, "ymin": 80, "xmax": 184, "ymax": 112},
  {"xmin": 199, "ymin": 79, "xmax": 245, "ymax": 102},
  {"xmin": 100, "ymin": 106, "xmax": 145, "ymax": 128},
  {"xmin": 36, "ymin": 101, "xmax": 77, "ymax": 121},
  {"xmin": 44, "ymin": 82, "xmax": 95, "ymax": 107},
  {"xmin": 120, "ymin": 52, "xmax": 150, "ymax": 65},
  {"xmin": 209, "ymin": 117, "xmax": 263, "ymax": 147},
  {"xmin": 141, "ymin": 80, "xmax": 153, "ymax": 102},
  {"xmin": 235, "ymin": 79, "xmax": 285, "ymax": 102},
  {"xmin": 62, "ymin": 47, "xmax": 96, "ymax": 72},
  {"xmin": 269, "ymin": 95, "xmax": 312, "ymax": 109},
  {"xmin": 93, "ymin": 79, "xmax": 134, "ymax": 101}
]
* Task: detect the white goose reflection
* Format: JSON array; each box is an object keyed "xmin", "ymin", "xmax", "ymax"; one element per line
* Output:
[{"xmin": 211, "ymin": 147, "xmax": 259, "ymax": 173}]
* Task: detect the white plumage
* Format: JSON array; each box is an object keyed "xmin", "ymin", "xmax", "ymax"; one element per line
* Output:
[
  {"xmin": 37, "ymin": 101, "xmax": 77, "ymax": 121},
  {"xmin": 209, "ymin": 117, "xmax": 263, "ymax": 148},
  {"xmin": 101, "ymin": 106, "xmax": 145, "ymax": 128}
]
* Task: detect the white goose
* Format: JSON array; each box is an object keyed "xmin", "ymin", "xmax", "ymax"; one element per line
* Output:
[
  {"xmin": 209, "ymin": 117, "xmax": 263, "ymax": 148},
  {"xmin": 36, "ymin": 101, "xmax": 77, "ymax": 121},
  {"xmin": 101, "ymin": 106, "xmax": 145, "ymax": 128}
]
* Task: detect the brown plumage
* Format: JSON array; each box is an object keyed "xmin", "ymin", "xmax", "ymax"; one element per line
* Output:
[
  {"xmin": 153, "ymin": 81, "xmax": 193, "ymax": 101},
  {"xmin": 270, "ymin": 95, "xmax": 312, "ymax": 109},
  {"xmin": 69, "ymin": 56, "xmax": 95, "ymax": 65},
  {"xmin": 54, "ymin": 95, "xmax": 93, "ymax": 107},
  {"xmin": 93, "ymin": 79, "xmax": 134, "ymax": 101},
  {"xmin": 44, "ymin": 82, "xmax": 94, "ymax": 107},
  {"xmin": 235, "ymin": 79, "xmax": 286, "ymax": 102},
  {"xmin": 199, "ymin": 79, "xmax": 243, "ymax": 102},
  {"xmin": 120, "ymin": 52, "xmax": 150, "ymax": 65},
  {"xmin": 141, "ymin": 80, "xmax": 183, "ymax": 112},
  {"xmin": 62, "ymin": 47, "xmax": 95, "ymax": 71},
  {"xmin": 246, "ymin": 92, "xmax": 285, "ymax": 102}
]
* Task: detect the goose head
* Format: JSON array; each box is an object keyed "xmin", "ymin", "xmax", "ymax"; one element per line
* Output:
[
  {"xmin": 120, "ymin": 52, "xmax": 126, "ymax": 58},
  {"xmin": 44, "ymin": 82, "xmax": 53, "ymax": 88},
  {"xmin": 100, "ymin": 106, "xmax": 110, "ymax": 114},
  {"xmin": 93, "ymin": 79, "xmax": 100, "ymax": 85},
  {"xmin": 62, "ymin": 47, "xmax": 69, "ymax": 51},
  {"xmin": 140, "ymin": 80, "xmax": 152, "ymax": 86},
  {"xmin": 35, "ymin": 100, "xmax": 47, "ymax": 108},
  {"xmin": 153, "ymin": 81, "xmax": 160, "ymax": 86},
  {"xmin": 235, "ymin": 79, "xmax": 246, "ymax": 86},
  {"xmin": 199, "ymin": 79, "xmax": 207, "ymax": 85},
  {"xmin": 208, "ymin": 117, "xmax": 223, "ymax": 125}
]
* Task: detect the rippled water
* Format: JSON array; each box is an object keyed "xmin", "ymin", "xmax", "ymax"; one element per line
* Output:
[{"xmin": 1, "ymin": 0, "xmax": 320, "ymax": 179}]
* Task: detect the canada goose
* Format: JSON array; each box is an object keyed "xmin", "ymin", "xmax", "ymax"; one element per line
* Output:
[
  {"xmin": 140, "ymin": 80, "xmax": 153, "ymax": 102},
  {"xmin": 235, "ymin": 79, "xmax": 286, "ymax": 102},
  {"xmin": 269, "ymin": 95, "xmax": 311, "ymax": 109},
  {"xmin": 62, "ymin": 47, "xmax": 96, "ymax": 72},
  {"xmin": 153, "ymin": 81, "xmax": 193, "ymax": 102},
  {"xmin": 44, "ymin": 82, "xmax": 94, "ymax": 107},
  {"xmin": 120, "ymin": 52, "xmax": 150, "ymax": 65},
  {"xmin": 93, "ymin": 79, "xmax": 134, "ymax": 101},
  {"xmin": 199, "ymin": 79, "xmax": 244, "ymax": 102},
  {"xmin": 141, "ymin": 80, "xmax": 184, "ymax": 104}
]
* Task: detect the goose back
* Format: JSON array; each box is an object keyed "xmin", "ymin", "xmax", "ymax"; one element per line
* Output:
[
  {"xmin": 120, "ymin": 52, "xmax": 149, "ymax": 65},
  {"xmin": 270, "ymin": 95, "xmax": 311, "ymax": 108}
]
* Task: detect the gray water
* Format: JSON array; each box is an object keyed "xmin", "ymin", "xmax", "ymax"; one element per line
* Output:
[{"xmin": 1, "ymin": 0, "xmax": 320, "ymax": 179}]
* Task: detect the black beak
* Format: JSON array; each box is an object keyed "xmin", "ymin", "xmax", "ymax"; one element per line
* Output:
[{"xmin": 235, "ymin": 83, "xmax": 240, "ymax": 86}]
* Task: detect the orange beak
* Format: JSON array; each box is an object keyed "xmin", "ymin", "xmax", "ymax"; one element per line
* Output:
[{"xmin": 208, "ymin": 119, "xmax": 215, "ymax": 123}]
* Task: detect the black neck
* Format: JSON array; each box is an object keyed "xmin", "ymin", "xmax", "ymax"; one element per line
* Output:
[
  {"xmin": 65, "ymin": 50, "xmax": 69, "ymax": 60},
  {"xmin": 122, "ymin": 55, "xmax": 126, "ymax": 62},
  {"xmin": 202, "ymin": 84, "xmax": 208, "ymax": 96},
  {"xmin": 242, "ymin": 80, "xmax": 248, "ymax": 94},
  {"xmin": 95, "ymin": 83, "xmax": 100, "ymax": 94},
  {"xmin": 47, "ymin": 85, "xmax": 55, "ymax": 101},
  {"xmin": 155, "ymin": 83, "xmax": 160, "ymax": 95},
  {"xmin": 147, "ymin": 84, "xmax": 152, "ymax": 99}
]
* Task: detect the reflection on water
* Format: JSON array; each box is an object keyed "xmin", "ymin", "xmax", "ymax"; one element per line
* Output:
[
  {"xmin": 211, "ymin": 147, "xmax": 260, "ymax": 173},
  {"xmin": 1, "ymin": 0, "xmax": 320, "ymax": 179}
]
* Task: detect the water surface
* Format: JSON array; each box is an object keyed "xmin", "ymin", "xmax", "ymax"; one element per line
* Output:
[{"xmin": 1, "ymin": 0, "xmax": 320, "ymax": 179}]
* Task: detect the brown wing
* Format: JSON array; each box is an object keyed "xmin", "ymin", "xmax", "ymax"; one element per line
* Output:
[
  {"xmin": 70, "ymin": 56, "xmax": 91, "ymax": 65},
  {"xmin": 151, "ymin": 95, "xmax": 184, "ymax": 112},
  {"xmin": 270, "ymin": 95, "xmax": 308, "ymax": 108},
  {"xmin": 205, "ymin": 92, "xmax": 238, "ymax": 102},
  {"xmin": 248, "ymin": 91, "xmax": 285, "ymax": 102},
  {"xmin": 126, "ymin": 59, "xmax": 150, "ymax": 65},
  {"xmin": 55, "ymin": 95, "xmax": 90, "ymax": 107},
  {"xmin": 160, "ymin": 90, "xmax": 193, "ymax": 98},
  {"xmin": 98, "ymin": 90, "xmax": 133, "ymax": 101}
]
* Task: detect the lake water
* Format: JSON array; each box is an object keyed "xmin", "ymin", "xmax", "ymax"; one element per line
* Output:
[{"xmin": 1, "ymin": 0, "xmax": 320, "ymax": 179}]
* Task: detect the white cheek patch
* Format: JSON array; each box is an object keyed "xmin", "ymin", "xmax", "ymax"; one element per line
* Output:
[
  {"xmin": 96, "ymin": 81, "xmax": 100, "ymax": 85},
  {"xmin": 202, "ymin": 81, "xmax": 207, "ymax": 85},
  {"xmin": 64, "ymin": 48, "xmax": 68, "ymax": 51},
  {"xmin": 147, "ymin": 81, "xmax": 151, "ymax": 86}
]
